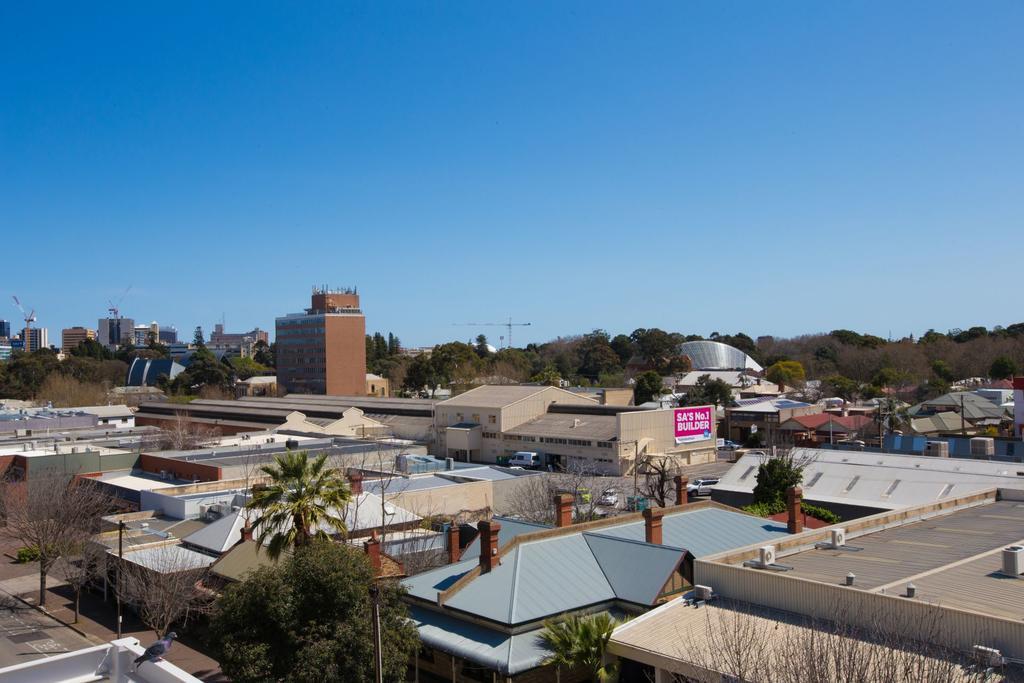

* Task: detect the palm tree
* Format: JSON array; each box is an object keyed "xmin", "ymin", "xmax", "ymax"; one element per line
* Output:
[
  {"xmin": 539, "ymin": 612, "xmax": 621, "ymax": 682},
  {"xmin": 247, "ymin": 450, "xmax": 352, "ymax": 559}
]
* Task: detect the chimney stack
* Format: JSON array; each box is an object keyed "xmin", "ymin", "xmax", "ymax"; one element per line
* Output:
[
  {"xmin": 787, "ymin": 486, "xmax": 803, "ymax": 534},
  {"xmin": 643, "ymin": 507, "xmax": 664, "ymax": 545},
  {"xmin": 348, "ymin": 471, "xmax": 363, "ymax": 495},
  {"xmin": 478, "ymin": 519, "xmax": 501, "ymax": 573},
  {"xmin": 364, "ymin": 531, "xmax": 381, "ymax": 574},
  {"xmin": 240, "ymin": 521, "xmax": 253, "ymax": 543},
  {"xmin": 447, "ymin": 522, "xmax": 461, "ymax": 564},
  {"xmin": 674, "ymin": 475, "xmax": 689, "ymax": 506},
  {"xmin": 554, "ymin": 493, "xmax": 574, "ymax": 528}
]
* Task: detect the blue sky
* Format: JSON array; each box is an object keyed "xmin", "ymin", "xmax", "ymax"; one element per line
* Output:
[{"xmin": 2, "ymin": 2, "xmax": 1020, "ymax": 347}]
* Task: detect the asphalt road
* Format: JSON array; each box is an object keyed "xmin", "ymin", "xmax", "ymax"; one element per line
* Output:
[{"xmin": 0, "ymin": 590, "xmax": 95, "ymax": 669}]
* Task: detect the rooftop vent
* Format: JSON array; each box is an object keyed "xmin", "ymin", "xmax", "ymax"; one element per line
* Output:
[{"xmin": 1002, "ymin": 546, "xmax": 1024, "ymax": 577}]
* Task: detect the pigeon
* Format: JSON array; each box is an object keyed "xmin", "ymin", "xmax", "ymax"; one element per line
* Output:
[{"xmin": 133, "ymin": 632, "xmax": 177, "ymax": 669}]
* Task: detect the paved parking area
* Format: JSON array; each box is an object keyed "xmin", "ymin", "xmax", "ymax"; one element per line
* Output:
[{"xmin": 0, "ymin": 591, "xmax": 95, "ymax": 668}]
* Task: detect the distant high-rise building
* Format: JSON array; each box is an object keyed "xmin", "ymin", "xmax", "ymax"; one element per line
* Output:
[
  {"xmin": 98, "ymin": 317, "xmax": 135, "ymax": 350},
  {"xmin": 132, "ymin": 321, "xmax": 163, "ymax": 346},
  {"xmin": 62, "ymin": 327, "xmax": 97, "ymax": 352},
  {"xmin": 158, "ymin": 326, "xmax": 178, "ymax": 344},
  {"xmin": 209, "ymin": 324, "xmax": 269, "ymax": 346},
  {"xmin": 24, "ymin": 328, "xmax": 48, "ymax": 353},
  {"xmin": 0, "ymin": 320, "xmax": 10, "ymax": 340},
  {"xmin": 275, "ymin": 287, "xmax": 366, "ymax": 395}
]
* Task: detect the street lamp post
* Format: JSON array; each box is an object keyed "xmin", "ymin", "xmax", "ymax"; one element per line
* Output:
[{"xmin": 116, "ymin": 521, "xmax": 124, "ymax": 639}]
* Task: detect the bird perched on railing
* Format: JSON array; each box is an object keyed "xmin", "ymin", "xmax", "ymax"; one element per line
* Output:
[{"xmin": 133, "ymin": 632, "xmax": 177, "ymax": 670}]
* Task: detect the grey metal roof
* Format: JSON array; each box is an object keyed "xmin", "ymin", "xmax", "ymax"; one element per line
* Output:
[
  {"xmin": 678, "ymin": 340, "xmax": 763, "ymax": 372},
  {"xmin": 408, "ymin": 531, "xmax": 684, "ymax": 626},
  {"xmin": 409, "ymin": 606, "xmax": 549, "ymax": 675},
  {"xmin": 363, "ymin": 474, "xmax": 461, "ymax": 495},
  {"xmin": 183, "ymin": 510, "xmax": 245, "ymax": 554},
  {"xmin": 716, "ymin": 448, "xmax": 1024, "ymax": 510},
  {"xmin": 591, "ymin": 507, "xmax": 789, "ymax": 557},
  {"xmin": 909, "ymin": 391, "xmax": 1006, "ymax": 421},
  {"xmin": 462, "ymin": 517, "xmax": 551, "ymax": 558}
]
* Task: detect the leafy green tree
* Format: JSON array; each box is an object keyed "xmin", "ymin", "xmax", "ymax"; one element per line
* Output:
[
  {"xmin": 609, "ymin": 334, "xmax": 635, "ymax": 365},
  {"xmin": 230, "ymin": 356, "xmax": 270, "ymax": 380},
  {"xmin": 823, "ymin": 374, "xmax": 859, "ymax": 401},
  {"xmin": 247, "ymin": 451, "xmax": 352, "ymax": 560},
  {"xmin": 752, "ymin": 453, "xmax": 806, "ymax": 508},
  {"xmin": 630, "ymin": 328, "xmax": 681, "ymax": 372},
  {"xmin": 208, "ymin": 540, "xmax": 418, "ymax": 683},
  {"xmin": 680, "ymin": 374, "xmax": 734, "ymax": 408},
  {"xmin": 579, "ymin": 333, "xmax": 622, "ymax": 380},
  {"xmin": 633, "ymin": 370, "xmax": 664, "ymax": 405},
  {"xmin": 170, "ymin": 347, "xmax": 234, "ymax": 395},
  {"xmin": 403, "ymin": 353, "xmax": 438, "ymax": 396},
  {"xmin": 540, "ymin": 613, "xmax": 621, "ymax": 683},
  {"xmin": 0, "ymin": 350, "xmax": 61, "ymax": 399},
  {"xmin": 931, "ymin": 359, "xmax": 955, "ymax": 383},
  {"xmin": 69, "ymin": 338, "xmax": 113, "ymax": 360},
  {"xmin": 193, "ymin": 326, "xmax": 205, "ymax": 347},
  {"xmin": 474, "ymin": 334, "xmax": 491, "ymax": 358},
  {"xmin": 252, "ymin": 340, "xmax": 275, "ymax": 368},
  {"xmin": 530, "ymin": 366, "xmax": 562, "ymax": 386},
  {"xmin": 766, "ymin": 360, "xmax": 806, "ymax": 387},
  {"xmin": 387, "ymin": 333, "xmax": 400, "ymax": 356},
  {"xmin": 990, "ymin": 356, "xmax": 1018, "ymax": 380}
]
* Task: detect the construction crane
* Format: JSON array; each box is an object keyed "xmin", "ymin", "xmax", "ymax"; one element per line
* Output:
[
  {"xmin": 106, "ymin": 285, "xmax": 132, "ymax": 347},
  {"xmin": 11, "ymin": 295, "xmax": 36, "ymax": 351},
  {"xmin": 453, "ymin": 317, "xmax": 532, "ymax": 349}
]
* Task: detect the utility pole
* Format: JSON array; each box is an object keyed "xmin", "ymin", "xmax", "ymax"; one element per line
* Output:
[
  {"xmin": 960, "ymin": 393, "xmax": 966, "ymax": 437},
  {"xmin": 116, "ymin": 521, "xmax": 124, "ymax": 639},
  {"xmin": 369, "ymin": 584, "xmax": 383, "ymax": 683}
]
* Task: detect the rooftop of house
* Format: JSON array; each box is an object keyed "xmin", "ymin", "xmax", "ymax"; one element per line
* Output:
[
  {"xmin": 0, "ymin": 638, "xmax": 203, "ymax": 682},
  {"xmin": 715, "ymin": 448, "xmax": 1024, "ymax": 510},
  {"xmin": 779, "ymin": 413, "xmax": 874, "ymax": 431},
  {"xmin": 406, "ymin": 504, "xmax": 789, "ymax": 628},
  {"xmin": 910, "ymin": 391, "xmax": 1008, "ymax": 421}
]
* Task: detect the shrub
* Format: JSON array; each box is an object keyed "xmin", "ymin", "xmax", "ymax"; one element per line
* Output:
[
  {"xmin": 742, "ymin": 501, "xmax": 841, "ymax": 524},
  {"xmin": 16, "ymin": 546, "xmax": 40, "ymax": 563}
]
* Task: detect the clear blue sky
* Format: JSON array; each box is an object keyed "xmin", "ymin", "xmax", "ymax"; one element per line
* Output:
[{"xmin": 2, "ymin": 2, "xmax": 1020, "ymax": 347}]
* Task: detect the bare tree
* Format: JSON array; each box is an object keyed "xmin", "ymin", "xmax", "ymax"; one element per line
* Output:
[
  {"xmin": 500, "ymin": 472, "xmax": 556, "ymax": 524},
  {"xmin": 158, "ymin": 411, "xmax": 220, "ymax": 450},
  {"xmin": 0, "ymin": 475, "xmax": 113, "ymax": 606},
  {"xmin": 638, "ymin": 454, "xmax": 677, "ymax": 508},
  {"xmin": 56, "ymin": 542, "xmax": 106, "ymax": 623},
  {"xmin": 115, "ymin": 546, "xmax": 215, "ymax": 637}
]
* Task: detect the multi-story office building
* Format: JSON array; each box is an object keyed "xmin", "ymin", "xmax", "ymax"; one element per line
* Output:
[
  {"xmin": 275, "ymin": 287, "xmax": 366, "ymax": 395},
  {"xmin": 23, "ymin": 327, "xmax": 48, "ymax": 353},
  {"xmin": 209, "ymin": 324, "xmax": 269, "ymax": 346},
  {"xmin": 0, "ymin": 320, "xmax": 10, "ymax": 340},
  {"xmin": 158, "ymin": 325, "xmax": 178, "ymax": 344},
  {"xmin": 62, "ymin": 326, "xmax": 96, "ymax": 352},
  {"xmin": 98, "ymin": 317, "xmax": 135, "ymax": 350}
]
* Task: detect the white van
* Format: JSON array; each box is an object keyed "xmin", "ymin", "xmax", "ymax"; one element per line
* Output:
[{"xmin": 508, "ymin": 451, "xmax": 541, "ymax": 469}]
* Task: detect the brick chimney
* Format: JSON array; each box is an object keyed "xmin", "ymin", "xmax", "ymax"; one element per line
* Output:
[
  {"xmin": 554, "ymin": 493, "xmax": 574, "ymax": 528},
  {"xmin": 787, "ymin": 486, "xmax": 803, "ymax": 534},
  {"xmin": 364, "ymin": 531, "xmax": 381, "ymax": 574},
  {"xmin": 447, "ymin": 522, "xmax": 461, "ymax": 564},
  {"xmin": 348, "ymin": 471, "xmax": 363, "ymax": 495},
  {"xmin": 674, "ymin": 475, "xmax": 689, "ymax": 506},
  {"xmin": 643, "ymin": 507, "xmax": 664, "ymax": 545},
  {"xmin": 478, "ymin": 519, "xmax": 501, "ymax": 573},
  {"xmin": 240, "ymin": 520, "xmax": 253, "ymax": 543}
]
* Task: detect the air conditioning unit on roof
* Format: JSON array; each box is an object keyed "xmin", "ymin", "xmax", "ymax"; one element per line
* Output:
[
  {"xmin": 831, "ymin": 528, "xmax": 847, "ymax": 548},
  {"xmin": 759, "ymin": 545, "xmax": 776, "ymax": 567}
]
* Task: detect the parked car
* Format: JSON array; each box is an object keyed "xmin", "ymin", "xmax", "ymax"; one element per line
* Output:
[
  {"xmin": 598, "ymin": 489, "xmax": 619, "ymax": 507},
  {"xmin": 719, "ymin": 440, "xmax": 740, "ymax": 451},
  {"xmin": 508, "ymin": 451, "xmax": 541, "ymax": 468},
  {"xmin": 687, "ymin": 478, "xmax": 720, "ymax": 496}
]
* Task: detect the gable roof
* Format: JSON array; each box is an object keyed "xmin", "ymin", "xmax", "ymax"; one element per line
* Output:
[{"xmin": 183, "ymin": 509, "xmax": 246, "ymax": 554}]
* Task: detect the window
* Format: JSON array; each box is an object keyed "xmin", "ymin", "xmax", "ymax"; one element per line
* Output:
[
  {"xmin": 488, "ymin": 415, "xmax": 496, "ymax": 424},
  {"xmin": 843, "ymin": 476, "xmax": 860, "ymax": 493},
  {"xmin": 883, "ymin": 479, "xmax": 901, "ymax": 497}
]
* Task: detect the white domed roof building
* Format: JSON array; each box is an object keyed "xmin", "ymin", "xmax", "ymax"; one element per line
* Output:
[{"xmin": 678, "ymin": 340, "xmax": 763, "ymax": 372}]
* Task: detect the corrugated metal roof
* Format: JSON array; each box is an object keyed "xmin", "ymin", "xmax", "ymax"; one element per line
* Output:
[
  {"xmin": 504, "ymin": 413, "xmax": 618, "ymax": 441},
  {"xmin": 583, "ymin": 534, "xmax": 683, "ymax": 604},
  {"xmin": 591, "ymin": 507, "xmax": 789, "ymax": 557},
  {"xmin": 678, "ymin": 340, "xmax": 763, "ymax": 372},
  {"xmin": 462, "ymin": 517, "xmax": 551, "ymax": 558},
  {"xmin": 716, "ymin": 448, "xmax": 1024, "ymax": 510}
]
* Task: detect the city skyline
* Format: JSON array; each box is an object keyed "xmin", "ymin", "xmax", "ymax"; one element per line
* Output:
[{"xmin": 3, "ymin": 3, "xmax": 1020, "ymax": 346}]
